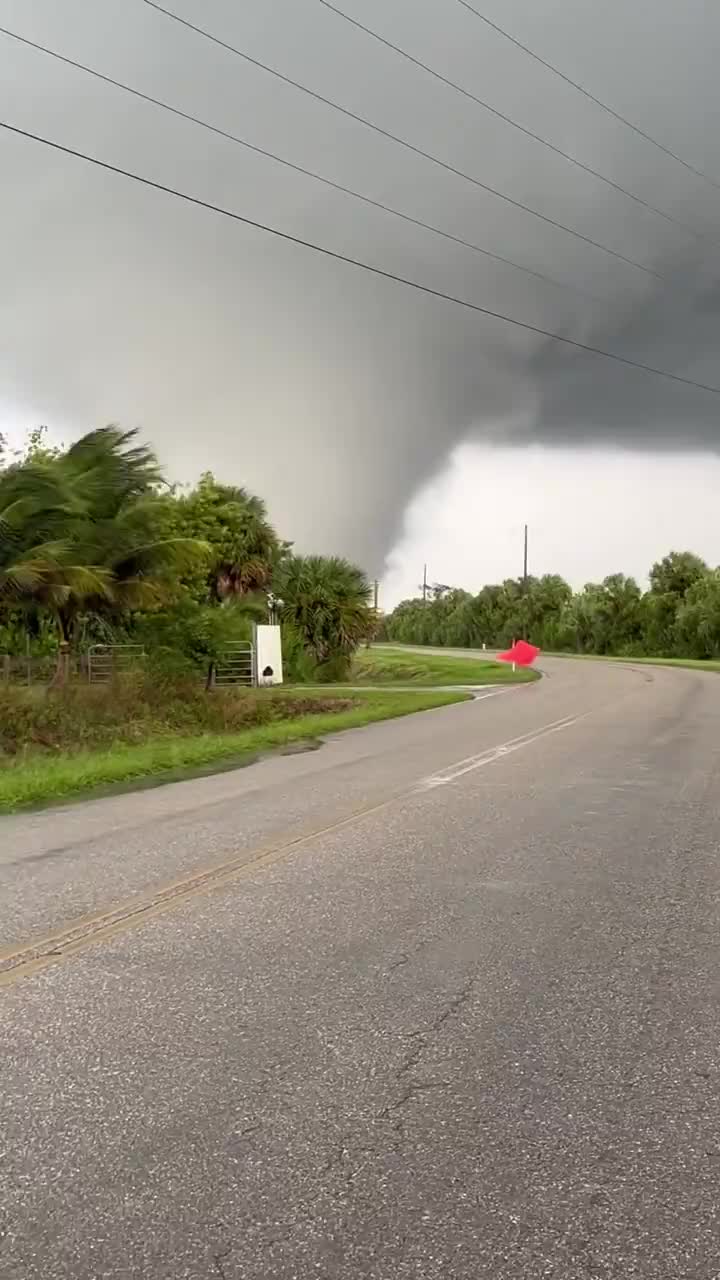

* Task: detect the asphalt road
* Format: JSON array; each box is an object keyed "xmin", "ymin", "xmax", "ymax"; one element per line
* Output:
[{"xmin": 2, "ymin": 655, "xmax": 720, "ymax": 1278}]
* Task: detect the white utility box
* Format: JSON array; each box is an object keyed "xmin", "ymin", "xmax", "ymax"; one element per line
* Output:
[{"xmin": 254, "ymin": 624, "xmax": 283, "ymax": 685}]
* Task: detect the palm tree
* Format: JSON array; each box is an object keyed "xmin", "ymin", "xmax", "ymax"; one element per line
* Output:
[
  {"xmin": 176, "ymin": 474, "xmax": 282, "ymax": 602},
  {"xmin": 0, "ymin": 458, "xmax": 109, "ymax": 615},
  {"xmin": 1, "ymin": 428, "xmax": 208, "ymax": 679},
  {"xmin": 55, "ymin": 432, "xmax": 207, "ymax": 654},
  {"xmin": 57, "ymin": 425, "xmax": 164, "ymax": 513},
  {"xmin": 276, "ymin": 554, "xmax": 374, "ymax": 674}
]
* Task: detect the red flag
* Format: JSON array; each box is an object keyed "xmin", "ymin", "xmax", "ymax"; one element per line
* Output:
[{"xmin": 497, "ymin": 639, "xmax": 540, "ymax": 666}]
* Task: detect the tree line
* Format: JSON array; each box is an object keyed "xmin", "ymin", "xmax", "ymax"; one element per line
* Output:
[
  {"xmin": 0, "ymin": 426, "xmax": 374, "ymax": 681},
  {"xmin": 381, "ymin": 553, "xmax": 720, "ymax": 658}
]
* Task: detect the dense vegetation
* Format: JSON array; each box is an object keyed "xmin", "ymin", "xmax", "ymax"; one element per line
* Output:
[
  {"xmin": 0, "ymin": 426, "xmax": 375, "ymax": 682},
  {"xmin": 0, "ymin": 683, "xmax": 466, "ymax": 812},
  {"xmin": 0, "ymin": 428, "xmax": 516, "ymax": 810},
  {"xmin": 382, "ymin": 553, "xmax": 720, "ymax": 659}
]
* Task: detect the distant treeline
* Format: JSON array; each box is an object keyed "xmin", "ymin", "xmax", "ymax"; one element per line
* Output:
[{"xmin": 380, "ymin": 553, "xmax": 720, "ymax": 658}]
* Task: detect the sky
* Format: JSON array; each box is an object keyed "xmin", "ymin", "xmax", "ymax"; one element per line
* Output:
[{"xmin": 3, "ymin": 0, "xmax": 720, "ymax": 606}]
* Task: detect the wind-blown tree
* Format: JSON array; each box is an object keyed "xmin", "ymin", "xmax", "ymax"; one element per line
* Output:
[
  {"xmin": 674, "ymin": 571, "xmax": 720, "ymax": 658},
  {"xmin": 1, "ymin": 428, "xmax": 208, "ymax": 676},
  {"xmin": 558, "ymin": 584, "xmax": 603, "ymax": 653},
  {"xmin": 46, "ymin": 429, "xmax": 207, "ymax": 653},
  {"xmin": 440, "ymin": 593, "xmax": 485, "ymax": 648},
  {"xmin": 644, "ymin": 550, "xmax": 709, "ymax": 655},
  {"xmin": 423, "ymin": 588, "xmax": 471, "ymax": 646},
  {"xmin": 276, "ymin": 554, "xmax": 374, "ymax": 677},
  {"xmin": 173, "ymin": 474, "xmax": 284, "ymax": 604},
  {"xmin": 0, "ymin": 428, "xmax": 72, "ymax": 620},
  {"xmin": 382, "ymin": 597, "xmax": 436, "ymax": 646},
  {"xmin": 0, "ymin": 457, "xmax": 109, "ymax": 623},
  {"xmin": 649, "ymin": 550, "xmax": 708, "ymax": 599},
  {"xmin": 524, "ymin": 575, "xmax": 574, "ymax": 648},
  {"xmin": 594, "ymin": 574, "xmax": 644, "ymax": 653},
  {"xmin": 554, "ymin": 575, "xmax": 644, "ymax": 655}
]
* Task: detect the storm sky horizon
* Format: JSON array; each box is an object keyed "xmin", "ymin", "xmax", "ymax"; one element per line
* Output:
[{"xmin": 3, "ymin": 0, "xmax": 720, "ymax": 601}]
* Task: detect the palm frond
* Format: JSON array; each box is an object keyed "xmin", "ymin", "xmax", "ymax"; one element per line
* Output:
[
  {"xmin": 111, "ymin": 537, "xmax": 210, "ymax": 581},
  {"xmin": 61, "ymin": 426, "xmax": 164, "ymax": 517}
]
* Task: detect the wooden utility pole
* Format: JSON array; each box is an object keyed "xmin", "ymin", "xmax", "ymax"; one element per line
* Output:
[
  {"xmin": 523, "ymin": 524, "xmax": 528, "ymax": 588},
  {"xmin": 422, "ymin": 563, "xmax": 428, "ymax": 604},
  {"xmin": 522, "ymin": 524, "xmax": 529, "ymax": 641}
]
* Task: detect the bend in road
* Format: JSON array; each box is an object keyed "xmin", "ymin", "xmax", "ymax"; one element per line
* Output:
[{"xmin": 2, "ymin": 654, "xmax": 720, "ymax": 1278}]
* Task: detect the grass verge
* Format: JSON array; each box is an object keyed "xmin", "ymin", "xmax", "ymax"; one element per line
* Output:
[
  {"xmin": 0, "ymin": 688, "xmax": 468, "ymax": 813},
  {"xmin": 352, "ymin": 647, "xmax": 538, "ymax": 686},
  {"xmin": 547, "ymin": 653, "xmax": 720, "ymax": 672},
  {"xmin": 376, "ymin": 644, "xmax": 720, "ymax": 676}
]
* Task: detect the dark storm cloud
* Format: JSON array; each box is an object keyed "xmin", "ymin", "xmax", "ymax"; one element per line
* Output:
[
  {"xmin": 526, "ymin": 255, "xmax": 720, "ymax": 449},
  {"xmin": 2, "ymin": 0, "xmax": 720, "ymax": 570}
]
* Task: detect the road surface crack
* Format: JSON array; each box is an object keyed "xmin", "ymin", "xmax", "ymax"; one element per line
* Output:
[
  {"xmin": 397, "ymin": 977, "xmax": 475, "ymax": 1077},
  {"xmin": 319, "ymin": 978, "xmax": 475, "ymax": 1187},
  {"xmin": 373, "ymin": 976, "xmax": 475, "ymax": 1140},
  {"xmin": 213, "ymin": 1245, "xmax": 232, "ymax": 1279},
  {"xmin": 379, "ymin": 1079, "xmax": 450, "ymax": 1120}
]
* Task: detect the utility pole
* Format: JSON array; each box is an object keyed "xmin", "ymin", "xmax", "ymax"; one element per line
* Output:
[
  {"xmin": 422, "ymin": 563, "xmax": 428, "ymax": 604},
  {"xmin": 373, "ymin": 579, "xmax": 379, "ymax": 612},
  {"xmin": 522, "ymin": 524, "xmax": 529, "ymax": 642},
  {"xmin": 523, "ymin": 524, "xmax": 528, "ymax": 589}
]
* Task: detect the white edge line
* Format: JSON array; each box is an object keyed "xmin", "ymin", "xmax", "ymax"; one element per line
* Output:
[
  {"xmin": 471, "ymin": 688, "xmax": 511, "ymax": 701},
  {"xmin": 418, "ymin": 713, "xmax": 584, "ymax": 788}
]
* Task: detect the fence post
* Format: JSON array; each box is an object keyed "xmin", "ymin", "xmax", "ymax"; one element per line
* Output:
[{"xmin": 56, "ymin": 645, "xmax": 70, "ymax": 687}]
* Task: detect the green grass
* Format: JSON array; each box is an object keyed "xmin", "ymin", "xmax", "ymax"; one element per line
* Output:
[
  {"xmin": 377, "ymin": 644, "xmax": 720, "ymax": 676},
  {"xmin": 629, "ymin": 657, "xmax": 720, "ymax": 671},
  {"xmin": 0, "ymin": 688, "xmax": 468, "ymax": 813},
  {"xmin": 351, "ymin": 647, "xmax": 538, "ymax": 686},
  {"xmin": 547, "ymin": 653, "xmax": 720, "ymax": 672}
]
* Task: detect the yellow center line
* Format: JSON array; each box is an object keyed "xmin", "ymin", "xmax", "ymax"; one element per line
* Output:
[
  {"xmin": 0, "ymin": 790, "xmax": 402, "ymax": 988},
  {"xmin": 1, "ymin": 700, "xmax": 592, "ymax": 989}
]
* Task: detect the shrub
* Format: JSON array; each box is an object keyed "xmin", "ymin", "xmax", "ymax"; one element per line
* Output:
[{"xmin": 0, "ymin": 675, "xmax": 354, "ymax": 760}]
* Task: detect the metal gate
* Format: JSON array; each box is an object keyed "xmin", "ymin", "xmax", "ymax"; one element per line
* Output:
[
  {"xmin": 213, "ymin": 642, "xmax": 255, "ymax": 687},
  {"xmin": 87, "ymin": 644, "xmax": 145, "ymax": 684}
]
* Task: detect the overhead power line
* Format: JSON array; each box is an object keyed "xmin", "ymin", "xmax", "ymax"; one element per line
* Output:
[
  {"xmin": 3, "ymin": 118, "xmax": 720, "ymax": 401},
  {"xmin": 317, "ymin": 0, "xmax": 709, "ymax": 248},
  {"xmin": 0, "ymin": 24, "xmax": 601, "ymax": 306},
  {"xmin": 142, "ymin": 0, "xmax": 663, "ymax": 282},
  {"xmin": 455, "ymin": 0, "xmax": 720, "ymax": 197}
]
